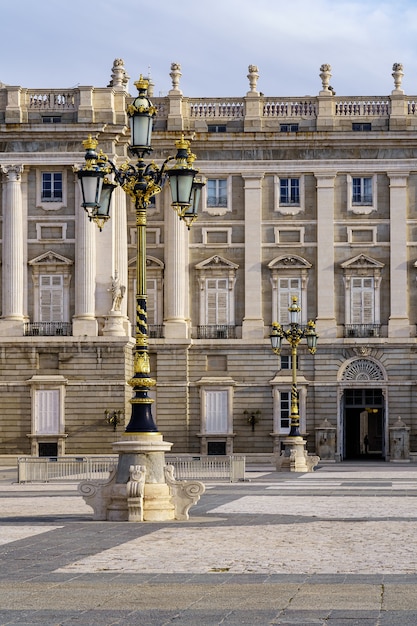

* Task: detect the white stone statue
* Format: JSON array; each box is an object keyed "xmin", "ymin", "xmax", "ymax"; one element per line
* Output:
[
  {"xmin": 247, "ymin": 65, "xmax": 259, "ymax": 92},
  {"xmin": 392, "ymin": 63, "xmax": 404, "ymax": 92},
  {"xmin": 108, "ymin": 271, "xmax": 126, "ymax": 312},
  {"xmin": 170, "ymin": 62, "xmax": 182, "ymax": 91}
]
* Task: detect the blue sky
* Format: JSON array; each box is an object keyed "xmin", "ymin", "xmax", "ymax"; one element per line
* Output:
[{"xmin": 3, "ymin": 0, "xmax": 417, "ymax": 97}]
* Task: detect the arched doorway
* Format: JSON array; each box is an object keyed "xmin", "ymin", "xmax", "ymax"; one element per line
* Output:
[
  {"xmin": 344, "ymin": 388, "xmax": 384, "ymax": 459},
  {"xmin": 338, "ymin": 357, "xmax": 387, "ymax": 461}
]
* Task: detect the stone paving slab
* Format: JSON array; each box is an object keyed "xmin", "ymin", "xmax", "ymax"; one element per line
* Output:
[{"xmin": 0, "ymin": 462, "xmax": 417, "ymax": 624}]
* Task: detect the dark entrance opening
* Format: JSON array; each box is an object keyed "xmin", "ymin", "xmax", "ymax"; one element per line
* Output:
[
  {"xmin": 207, "ymin": 441, "xmax": 226, "ymax": 455},
  {"xmin": 344, "ymin": 388, "xmax": 384, "ymax": 460},
  {"xmin": 38, "ymin": 442, "xmax": 58, "ymax": 457}
]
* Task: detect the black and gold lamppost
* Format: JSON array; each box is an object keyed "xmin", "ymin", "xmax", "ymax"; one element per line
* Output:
[
  {"xmin": 76, "ymin": 76, "xmax": 203, "ymax": 436},
  {"xmin": 75, "ymin": 75, "xmax": 205, "ymax": 521},
  {"xmin": 270, "ymin": 296, "xmax": 318, "ymax": 471}
]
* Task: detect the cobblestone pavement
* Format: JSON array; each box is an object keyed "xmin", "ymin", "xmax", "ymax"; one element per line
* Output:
[{"xmin": 1, "ymin": 462, "xmax": 417, "ymax": 625}]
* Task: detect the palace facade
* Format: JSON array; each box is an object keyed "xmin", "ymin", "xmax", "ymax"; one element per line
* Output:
[{"xmin": 0, "ymin": 59, "xmax": 416, "ymax": 463}]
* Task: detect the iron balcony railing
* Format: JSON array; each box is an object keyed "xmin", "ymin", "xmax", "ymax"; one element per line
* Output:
[
  {"xmin": 345, "ymin": 324, "xmax": 381, "ymax": 338},
  {"xmin": 24, "ymin": 322, "xmax": 72, "ymax": 336},
  {"xmin": 197, "ymin": 325, "xmax": 236, "ymax": 339}
]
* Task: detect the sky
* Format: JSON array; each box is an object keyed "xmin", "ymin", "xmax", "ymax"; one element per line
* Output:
[{"xmin": 2, "ymin": 0, "xmax": 417, "ymax": 98}]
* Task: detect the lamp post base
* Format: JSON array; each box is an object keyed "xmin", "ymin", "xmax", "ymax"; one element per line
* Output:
[
  {"xmin": 78, "ymin": 433, "xmax": 205, "ymax": 521},
  {"xmin": 275, "ymin": 436, "xmax": 320, "ymax": 473}
]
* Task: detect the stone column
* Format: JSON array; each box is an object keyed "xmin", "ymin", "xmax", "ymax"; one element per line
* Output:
[
  {"xmin": 113, "ymin": 186, "xmax": 129, "ymax": 329},
  {"xmin": 0, "ymin": 165, "xmax": 25, "ymax": 336},
  {"xmin": 387, "ymin": 172, "xmax": 410, "ymax": 336},
  {"xmin": 242, "ymin": 174, "xmax": 264, "ymax": 339},
  {"xmin": 72, "ymin": 179, "xmax": 98, "ymax": 336},
  {"xmin": 315, "ymin": 172, "xmax": 337, "ymax": 336},
  {"xmin": 164, "ymin": 196, "xmax": 189, "ymax": 339}
]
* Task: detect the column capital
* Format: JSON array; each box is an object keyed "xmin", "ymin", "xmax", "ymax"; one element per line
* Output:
[{"xmin": 1, "ymin": 164, "xmax": 23, "ymax": 181}]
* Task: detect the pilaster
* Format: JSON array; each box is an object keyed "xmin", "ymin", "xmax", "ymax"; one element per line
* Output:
[
  {"xmin": 242, "ymin": 173, "xmax": 264, "ymax": 339},
  {"xmin": 387, "ymin": 172, "xmax": 410, "ymax": 336},
  {"xmin": 315, "ymin": 172, "xmax": 337, "ymax": 336}
]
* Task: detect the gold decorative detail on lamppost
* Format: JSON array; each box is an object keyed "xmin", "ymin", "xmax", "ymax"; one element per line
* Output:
[{"xmin": 270, "ymin": 296, "xmax": 318, "ymax": 438}]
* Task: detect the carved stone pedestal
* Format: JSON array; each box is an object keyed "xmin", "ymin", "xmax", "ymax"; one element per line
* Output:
[
  {"xmin": 102, "ymin": 311, "xmax": 125, "ymax": 336},
  {"xmin": 78, "ymin": 433, "xmax": 205, "ymax": 521},
  {"xmin": 275, "ymin": 436, "xmax": 319, "ymax": 473}
]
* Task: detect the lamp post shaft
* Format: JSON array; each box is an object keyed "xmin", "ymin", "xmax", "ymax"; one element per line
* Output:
[{"xmin": 290, "ymin": 344, "xmax": 300, "ymax": 437}]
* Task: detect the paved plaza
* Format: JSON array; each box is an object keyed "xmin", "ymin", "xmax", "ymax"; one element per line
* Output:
[{"xmin": 1, "ymin": 462, "xmax": 417, "ymax": 625}]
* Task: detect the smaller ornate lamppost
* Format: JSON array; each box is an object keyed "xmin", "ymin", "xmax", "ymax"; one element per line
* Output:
[{"xmin": 270, "ymin": 296, "xmax": 319, "ymax": 472}]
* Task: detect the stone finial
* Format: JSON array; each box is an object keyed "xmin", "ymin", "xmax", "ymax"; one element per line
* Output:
[
  {"xmin": 170, "ymin": 62, "xmax": 182, "ymax": 92},
  {"xmin": 392, "ymin": 62, "xmax": 404, "ymax": 93},
  {"xmin": 319, "ymin": 63, "xmax": 332, "ymax": 93},
  {"xmin": 108, "ymin": 58, "xmax": 130, "ymax": 90},
  {"xmin": 247, "ymin": 65, "xmax": 259, "ymax": 93}
]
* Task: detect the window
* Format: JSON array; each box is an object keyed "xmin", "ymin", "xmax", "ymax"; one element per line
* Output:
[
  {"xmin": 280, "ymin": 123, "xmax": 299, "ymax": 132},
  {"xmin": 29, "ymin": 251, "xmax": 73, "ymax": 326},
  {"xmin": 28, "ymin": 375, "xmax": 68, "ymax": 456},
  {"xmin": 205, "ymin": 390, "xmax": 228, "ymax": 433},
  {"xmin": 280, "ymin": 355, "xmax": 298, "ymax": 370},
  {"xmin": 279, "ymin": 391, "xmax": 290, "ymax": 430},
  {"xmin": 347, "ymin": 175, "xmax": 377, "ymax": 214},
  {"xmin": 207, "ymin": 179, "xmax": 227, "ymax": 208},
  {"xmin": 146, "ymin": 278, "xmax": 157, "ymax": 325},
  {"xmin": 352, "ymin": 123, "xmax": 371, "ymax": 131},
  {"xmin": 196, "ymin": 255, "xmax": 238, "ymax": 336},
  {"xmin": 271, "ymin": 385, "xmax": 307, "ymax": 436},
  {"xmin": 36, "ymin": 390, "xmax": 60, "ymax": 434},
  {"xmin": 278, "ymin": 278, "xmax": 301, "ymax": 325},
  {"xmin": 42, "ymin": 173, "xmax": 62, "ymax": 202},
  {"xmin": 202, "ymin": 177, "xmax": 232, "ymax": 216},
  {"xmin": 275, "ymin": 175, "xmax": 305, "ymax": 215},
  {"xmin": 206, "ymin": 278, "xmax": 229, "ymax": 325},
  {"xmin": 351, "ymin": 277, "xmax": 375, "ymax": 324},
  {"xmin": 36, "ymin": 170, "xmax": 67, "ymax": 210},
  {"xmin": 352, "ymin": 177, "xmax": 372, "ymax": 205},
  {"xmin": 40, "ymin": 275, "xmax": 64, "ymax": 322},
  {"xmin": 42, "ymin": 116, "xmax": 61, "ymax": 124},
  {"xmin": 197, "ymin": 380, "xmax": 236, "ymax": 454},
  {"xmin": 208, "ymin": 125, "xmax": 226, "ymax": 133},
  {"xmin": 268, "ymin": 255, "xmax": 311, "ymax": 326},
  {"xmin": 280, "ymin": 178, "xmax": 300, "ymax": 205},
  {"xmin": 341, "ymin": 253, "xmax": 384, "ymax": 331}
]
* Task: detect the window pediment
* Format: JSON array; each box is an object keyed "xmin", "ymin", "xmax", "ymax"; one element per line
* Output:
[
  {"xmin": 29, "ymin": 251, "xmax": 73, "ymax": 268},
  {"xmin": 268, "ymin": 254, "xmax": 312, "ymax": 271},
  {"xmin": 195, "ymin": 255, "xmax": 239, "ymax": 272},
  {"xmin": 341, "ymin": 253, "xmax": 384, "ymax": 271}
]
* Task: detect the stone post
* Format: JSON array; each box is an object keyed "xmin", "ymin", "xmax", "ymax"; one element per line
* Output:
[
  {"xmin": 315, "ymin": 418, "xmax": 336, "ymax": 461},
  {"xmin": 389, "ymin": 416, "xmax": 410, "ymax": 462}
]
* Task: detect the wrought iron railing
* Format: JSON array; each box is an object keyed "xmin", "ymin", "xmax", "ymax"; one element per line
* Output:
[
  {"xmin": 149, "ymin": 325, "xmax": 164, "ymax": 338},
  {"xmin": 197, "ymin": 325, "xmax": 236, "ymax": 339},
  {"xmin": 24, "ymin": 322, "xmax": 72, "ymax": 336},
  {"xmin": 345, "ymin": 324, "xmax": 381, "ymax": 338}
]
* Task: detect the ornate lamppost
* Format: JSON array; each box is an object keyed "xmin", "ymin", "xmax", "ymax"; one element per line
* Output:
[
  {"xmin": 270, "ymin": 296, "xmax": 319, "ymax": 472},
  {"xmin": 75, "ymin": 75, "xmax": 205, "ymax": 521}
]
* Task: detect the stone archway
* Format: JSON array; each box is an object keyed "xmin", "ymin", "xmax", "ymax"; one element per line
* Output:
[{"xmin": 338, "ymin": 357, "xmax": 387, "ymax": 460}]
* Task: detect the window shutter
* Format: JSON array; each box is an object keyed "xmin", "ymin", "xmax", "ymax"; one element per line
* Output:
[
  {"xmin": 206, "ymin": 278, "xmax": 229, "ymax": 324},
  {"xmin": 351, "ymin": 277, "xmax": 374, "ymax": 323},
  {"xmin": 40, "ymin": 275, "xmax": 63, "ymax": 322},
  {"xmin": 206, "ymin": 390, "xmax": 228, "ymax": 433},
  {"xmin": 146, "ymin": 278, "xmax": 157, "ymax": 325},
  {"xmin": 36, "ymin": 389, "xmax": 60, "ymax": 434},
  {"xmin": 278, "ymin": 278, "xmax": 301, "ymax": 324}
]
